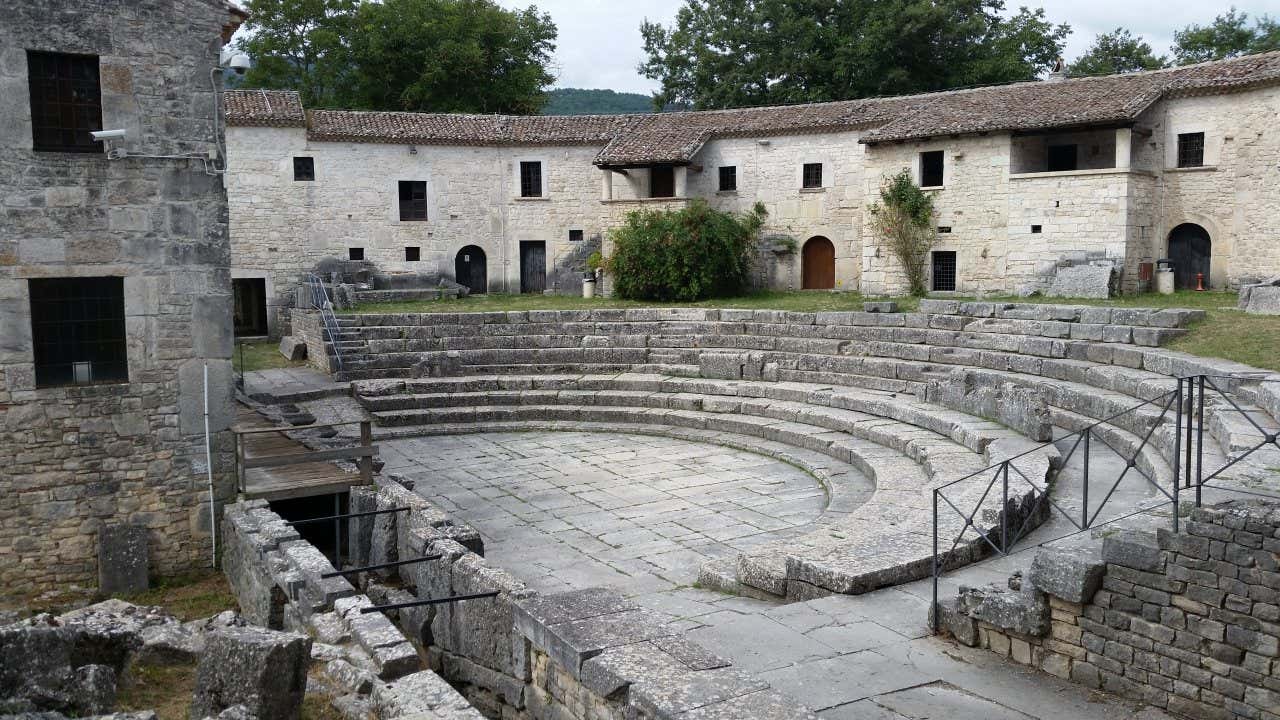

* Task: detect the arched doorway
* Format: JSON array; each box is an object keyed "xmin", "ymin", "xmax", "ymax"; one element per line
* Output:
[
  {"xmin": 455, "ymin": 245, "xmax": 487, "ymax": 294},
  {"xmin": 801, "ymin": 236, "xmax": 835, "ymax": 290},
  {"xmin": 1167, "ymin": 224, "xmax": 1211, "ymax": 290}
]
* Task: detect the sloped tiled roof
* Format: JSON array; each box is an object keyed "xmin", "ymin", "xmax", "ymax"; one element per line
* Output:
[
  {"xmin": 222, "ymin": 51, "xmax": 1280, "ymax": 163},
  {"xmin": 224, "ymin": 89, "xmax": 306, "ymax": 127}
]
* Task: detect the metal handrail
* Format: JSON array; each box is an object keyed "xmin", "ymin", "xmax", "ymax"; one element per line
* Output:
[
  {"xmin": 305, "ymin": 272, "xmax": 345, "ymax": 371},
  {"xmin": 930, "ymin": 373, "xmax": 1280, "ymax": 631}
]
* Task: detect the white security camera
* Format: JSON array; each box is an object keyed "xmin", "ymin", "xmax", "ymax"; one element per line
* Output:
[{"xmin": 91, "ymin": 129, "xmax": 128, "ymax": 141}]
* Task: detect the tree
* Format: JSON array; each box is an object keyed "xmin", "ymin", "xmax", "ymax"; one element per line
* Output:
[
  {"xmin": 1068, "ymin": 28, "xmax": 1166, "ymax": 76},
  {"xmin": 342, "ymin": 0, "xmax": 557, "ymax": 114},
  {"xmin": 869, "ymin": 171, "xmax": 935, "ymax": 297},
  {"xmin": 638, "ymin": 0, "xmax": 1070, "ymax": 110},
  {"xmin": 237, "ymin": 0, "xmax": 558, "ymax": 114},
  {"xmin": 543, "ymin": 88, "xmax": 654, "ymax": 115},
  {"xmin": 236, "ymin": 0, "xmax": 357, "ymax": 107},
  {"xmin": 1172, "ymin": 8, "xmax": 1280, "ymax": 65}
]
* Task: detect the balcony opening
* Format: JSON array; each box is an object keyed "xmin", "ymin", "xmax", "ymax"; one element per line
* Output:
[{"xmin": 1011, "ymin": 128, "xmax": 1119, "ymax": 174}]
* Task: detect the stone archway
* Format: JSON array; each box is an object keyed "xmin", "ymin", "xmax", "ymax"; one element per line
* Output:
[
  {"xmin": 802, "ymin": 236, "xmax": 835, "ymax": 289},
  {"xmin": 1167, "ymin": 224, "xmax": 1211, "ymax": 290},
  {"xmin": 455, "ymin": 245, "xmax": 487, "ymax": 294}
]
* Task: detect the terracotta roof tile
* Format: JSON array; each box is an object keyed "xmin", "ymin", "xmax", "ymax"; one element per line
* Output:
[{"xmin": 222, "ymin": 51, "xmax": 1280, "ymax": 162}]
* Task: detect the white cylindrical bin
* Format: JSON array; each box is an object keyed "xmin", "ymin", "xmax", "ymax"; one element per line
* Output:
[
  {"xmin": 1155, "ymin": 270, "xmax": 1175, "ymax": 295},
  {"xmin": 582, "ymin": 277, "xmax": 596, "ymax": 299}
]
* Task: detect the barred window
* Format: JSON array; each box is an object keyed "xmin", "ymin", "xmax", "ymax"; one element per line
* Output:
[
  {"xmin": 520, "ymin": 161, "xmax": 543, "ymax": 197},
  {"xmin": 931, "ymin": 251, "xmax": 957, "ymax": 292},
  {"xmin": 293, "ymin": 157, "xmax": 314, "ymax": 181},
  {"xmin": 29, "ymin": 277, "xmax": 127, "ymax": 387},
  {"xmin": 27, "ymin": 51, "xmax": 102, "ymax": 153},
  {"xmin": 718, "ymin": 166, "xmax": 737, "ymax": 192},
  {"xmin": 398, "ymin": 181, "xmax": 427, "ymax": 221},
  {"xmin": 802, "ymin": 163, "xmax": 823, "ymax": 189},
  {"xmin": 1177, "ymin": 132, "xmax": 1204, "ymax": 168},
  {"xmin": 405, "ymin": 247, "xmax": 420, "ymax": 261}
]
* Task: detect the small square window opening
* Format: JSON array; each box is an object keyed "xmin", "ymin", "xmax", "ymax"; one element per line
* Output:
[
  {"xmin": 293, "ymin": 157, "xmax": 315, "ymax": 181},
  {"xmin": 802, "ymin": 163, "xmax": 823, "ymax": 189}
]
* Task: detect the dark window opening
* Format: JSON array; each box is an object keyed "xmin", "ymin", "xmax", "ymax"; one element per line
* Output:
[
  {"xmin": 1177, "ymin": 132, "xmax": 1204, "ymax": 168},
  {"xmin": 29, "ymin": 276, "xmax": 127, "ymax": 387},
  {"xmin": 718, "ymin": 166, "xmax": 737, "ymax": 192},
  {"xmin": 405, "ymin": 247, "xmax": 420, "ymax": 262},
  {"xmin": 398, "ymin": 180, "xmax": 427, "ymax": 221},
  {"xmin": 802, "ymin": 163, "xmax": 823, "ymax": 189},
  {"xmin": 520, "ymin": 161, "xmax": 543, "ymax": 197},
  {"xmin": 931, "ymin": 251, "xmax": 957, "ymax": 293},
  {"xmin": 920, "ymin": 151, "xmax": 945, "ymax": 187},
  {"xmin": 293, "ymin": 157, "xmax": 314, "ymax": 181},
  {"xmin": 568, "ymin": 229, "xmax": 583, "ymax": 242},
  {"xmin": 348, "ymin": 248, "xmax": 364, "ymax": 261},
  {"xmin": 649, "ymin": 165, "xmax": 675, "ymax": 198},
  {"xmin": 27, "ymin": 51, "xmax": 102, "ymax": 153},
  {"xmin": 937, "ymin": 226, "xmax": 952, "ymax": 234},
  {"xmin": 233, "ymin": 278, "xmax": 269, "ymax": 337},
  {"xmin": 1031, "ymin": 225, "xmax": 1043, "ymax": 234},
  {"xmin": 1047, "ymin": 144, "xmax": 1078, "ymax": 172}
]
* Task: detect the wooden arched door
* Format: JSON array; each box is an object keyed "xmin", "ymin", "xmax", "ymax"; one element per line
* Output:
[
  {"xmin": 802, "ymin": 236, "xmax": 835, "ymax": 289},
  {"xmin": 1167, "ymin": 224, "xmax": 1211, "ymax": 290},
  {"xmin": 455, "ymin": 245, "xmax": 487, "ymax": 294}
]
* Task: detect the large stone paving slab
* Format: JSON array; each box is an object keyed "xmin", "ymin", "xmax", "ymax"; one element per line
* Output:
[{"xmin": 379, "ymin": 431, "xmax": 829, "ymax": 602}]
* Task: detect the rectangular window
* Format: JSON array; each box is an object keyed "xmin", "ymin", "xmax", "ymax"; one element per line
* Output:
[
  {"xmin": 27, "ymin": 51, "xmax": 102, "ymax": 153},
  {"xmin": 1031, "ymin": 225, "xmax": 1043, "ymax": 234},
  {"xmin": 937, "ymin": 226, "xmax": 952, "ymax": 234},
  {"xmin": 568, "ymin": 229, "xmax": 583, "ymax": 242},
  {"xmin": 293, "ymin": 157, "xmax": 314, "ymax": 181},
  {"xmin": 931, "ymin": 251, "xmax": 957, "ymax": 292},
  {"xmin": 1177, "ymin": 132, "xmax": 1205, "ymax": 168},
  {"xmin": 1047, "ymin": 144, "xmax": 1078, "ymax": 172},
  {"xmin": 398, "ymin": 180, "xmax": 428, "ymax": 221},
  {"xmin": 348, "ymin": 248, "xmax": 364, "ymax": 261},
  {"xmin": 920, "ymin": 151, "xmax": 945, "ymax": 187},
  {"xmin": 29, "ymin": 277, "xmax": 127, "ymax": 388},
  {"xmin": 405, "ymin": 247, "xmax": 420, "ymax": 262},
  {"xmin": 519, "ymin": 161, "xmax": 543, "ymax": 198},
  {"xmin": 718, "ymin": 166, "xmax": 737, "ymax": 192},
  {"xmin": 649, "ymin": 165, "xmax": 675, "ymax": 198},
  {"xmin": 802, "ymin": 163, "xmax": 823, "ymax": 189}
]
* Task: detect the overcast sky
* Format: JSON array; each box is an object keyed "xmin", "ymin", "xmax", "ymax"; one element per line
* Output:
[{"xmin": 497, "ymin": 0, "xmax": 1280, "ymax": 94}]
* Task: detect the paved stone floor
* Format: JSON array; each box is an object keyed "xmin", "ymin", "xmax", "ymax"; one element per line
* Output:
[
  {"xmin": 380, "ymin": 432, "xmax": 829, "ymax": 598},
  {"xmin": 242, "ymin": 367, "xmax": 349, "ymax": 401}
]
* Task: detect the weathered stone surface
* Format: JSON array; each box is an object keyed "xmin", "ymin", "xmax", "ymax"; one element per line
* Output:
[
  {"xmin": 191, "ymin": 626, "xmax": 311, "ymax": 720},
  {"xmin": 513, "ymin": 589, "xmax": 674, "ymax": 676},
  {"xmin": 96, "ymin": 525, "xmax": 149, "ymax": 596},
  {"xmin": 278, "ymin": 336, "xmax": 308, "ymax": 361},
  {"xmin": 956, "ymin": 585, "xmax": 1049, "ymax": 636},
  {"xmin": 580, "ymin": 641, "xmax": 767, "ymax": 718},
  {"xmin": 1240, "ymin": 277, "xmax": 1280, "ymax": 315},
  {"xmin": 862, "ymin": 301, "xmax": 898, "ymax": 313},
  {"xmin": 1047, "ymin": 264, "xmax": 1117, "ymax": 299},
  {"xmin": 326, "ymin": 658, "xmax": 375, "ymax": 695},
  {"xmin": 1028, "ymin": 546, "xmax": 1105, "ymax": 604},
  {"xmin": 929, "ymin": 598, "xmax": 979, "ymax": 646},
  {"xmin": 370, "ymin": 670, "xmax": 485, "ymax": 719},
  {"xmin": 1101, "ymin": 530, "xmax": 1164, "ymax": 573},
  {"xmin": 699, "ymin": 353, "xmax": 745, "ymax": 380}
]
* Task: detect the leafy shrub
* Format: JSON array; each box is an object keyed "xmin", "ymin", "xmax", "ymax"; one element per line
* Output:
[
  {"xmin": 606, "ymin": 199, "xmax": 766, "ymax": 301},
  {"xmin": 869, "ymin": 170, "xmax": 936, "ymax": 296}
]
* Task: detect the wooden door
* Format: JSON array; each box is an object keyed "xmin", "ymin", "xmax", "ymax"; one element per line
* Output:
[
  {"xmin": 802, "ymin": 236, "xmax": 835, "ymax": 289},
  {"xmin": 520, "ymin": 241, "xmax": 546, "ymax": 294},
  {"xmin": 455, "ymin": 245, "xmax": 487, "ymax": 294},
  {"xmin": 1168, "ymin": 223, "xmax": 1211, "ymax": 289}
]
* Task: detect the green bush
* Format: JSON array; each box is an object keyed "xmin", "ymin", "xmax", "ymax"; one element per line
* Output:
[
  {"xmin": 606, "ymin": 199, "xmax": 766, "ymax": 301},
  {"xmin": 869, "ymin": 170, "xmax": 936, "ymax": 296}
]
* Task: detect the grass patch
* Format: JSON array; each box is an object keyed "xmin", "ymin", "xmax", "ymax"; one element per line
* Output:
[
  {"xmin": 116, "ymin": 664, "xmax": 197, "ymax": 720},
  {"xmin": 233, "ymin": 339, "xmax": 305, "ymax": 373},
  {"xmin": 340, "ymin": 290, "xmax": 920, "ymax": 315},
  {"xmin": 119, "ymin": 571, "xmax": 238, "ymax": 622}
]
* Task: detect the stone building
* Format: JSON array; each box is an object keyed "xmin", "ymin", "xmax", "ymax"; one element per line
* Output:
[
  {"xmin": 0, "ymin": 0, "xmax": 244, "ymax": 593},
  {"xmin": 225, "ymin": 51, "xmax": 1280, "ymax": 325}
]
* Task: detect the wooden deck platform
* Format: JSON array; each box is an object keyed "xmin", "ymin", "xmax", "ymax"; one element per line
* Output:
[{"xmin": 234, "ymin": 406, "xmax": 376, "ymax": 502}]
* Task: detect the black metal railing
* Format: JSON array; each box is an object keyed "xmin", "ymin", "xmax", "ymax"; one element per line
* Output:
[
  {"xmin": 930, "ymin": 373, "xmax": 1280, "ymax": 630},
  {"xmin": 305, "ymin": 272, "xmax": 345, "ymax": 371}
]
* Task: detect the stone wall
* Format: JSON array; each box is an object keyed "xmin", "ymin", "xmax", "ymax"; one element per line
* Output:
[
  {"xmin": 0, "ymin": 0, "xmax": 237, "ymax": 592},
  {"xmin": 937, "ymin": 500, "xmax": 1280, "ymax": 720},
  {"xmin": 291, "ymin": 310, "xmax": 334, "ymax": 374}
]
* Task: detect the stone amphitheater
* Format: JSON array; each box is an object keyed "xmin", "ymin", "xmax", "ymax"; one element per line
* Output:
[{"xmin": 235, "ymin": 298, "xmax": 1280, "ymax": 720}]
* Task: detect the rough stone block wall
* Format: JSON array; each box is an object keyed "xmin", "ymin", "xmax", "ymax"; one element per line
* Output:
[
  {"xmin": 944, "ymin": 500, "xmax": 1280, "ymax": 720},
  {"xmin": 290, "ymin": 310, "xmax": 334, "ymax": 374},
  {"xmin": 0, "ymin": 0, "xmax": 237, "ymax": 592}
]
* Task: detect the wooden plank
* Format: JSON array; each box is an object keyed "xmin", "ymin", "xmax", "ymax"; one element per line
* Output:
[
  {"xmin": 243, "ymin": 445, "xmax": 380, "ymax": 470},
  {"xmin": 232, "ymin": 420, "xmax": 364, "ymax": 436}
]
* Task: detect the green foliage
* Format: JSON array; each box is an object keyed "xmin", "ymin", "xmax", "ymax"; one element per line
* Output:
[
  {"xmin": 586, "ymin": 251, "xmax": 603, "ymax": 271},
  {"xmin": 1173, "ymin": 8, "xmax": 1280, "ymax": 64},
  {"xmin": 543, "ymin": 88, "xmax": 654, "ymax": 115},
  {"xmin": 1069, "ymin": 28, "xmax": 1167, "ymax": 76},
  {"xmin": 238, "ymin": 0, "xmax": 557, "ymax": 114},
  {"xmin": 638, "ymin": 0, "xmax": 1069, "ymax": 109},
  {"xmin": 606, "ymin": 200, "xmax": 767, "ymax": 301},
  {"xmin": 869, "ymin": 171, "xmax": 936, "ymax": 297}
]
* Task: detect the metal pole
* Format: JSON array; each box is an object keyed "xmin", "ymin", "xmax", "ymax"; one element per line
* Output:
[
  {"xmin": 931, "ymin": 489, "xmax": 939, "ymax": 633},
  {"xmin": 1082, "ymin": 429, "xmax": 1090, "ymax": 530},
  {"xmin": 1172, "ymin": 379, "xmax": 1182, "ymax": 534},
  {"xmin": 333, "ymin": 493, "xmax": 341, "ymax": 570},
  {"xmin": 285, "ymin": 506, "xmax": 408, "ymax": 526},
  {"xmin": 1185, "ymin": 376, "xmax": 1194, "ymax": 492},
  {"xmin": 1000, "ymin": 462, "xmax": 1009, "ymax": 554},
  {"xmin": 322, "ymin": 554, "xmax": 443, "ymax": 579},
  {"xmin": 1196, "ymin": 375, "xmax": 1204, "ymax": 507},
  {"xmin": 359, "ymin": 591, "xmax": 501, "ymax": 614},
  {"xmin": 203, "ymin": 363, "xmax": 217, "ymax": 568}
]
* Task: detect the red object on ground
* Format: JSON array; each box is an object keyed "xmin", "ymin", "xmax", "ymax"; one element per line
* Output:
[{"xmin": 1195, "ymin": 272, "xmax": 1206, "ymax": 291}]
